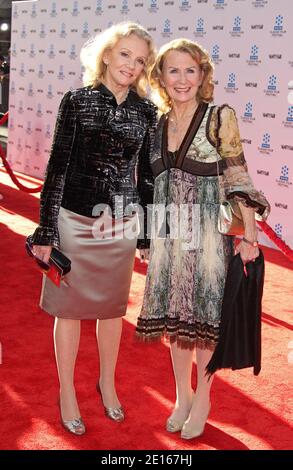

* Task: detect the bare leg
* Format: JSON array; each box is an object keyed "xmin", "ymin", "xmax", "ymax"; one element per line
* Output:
[
  {"xmin": 167, "ymin": 342, "xmax": 194, "ymax": 430},
  {"xmin": 96, "ymin": 317, "xmax": 122, "ymax": 408},
  {"xmin": 54, "ymin": 317, "xmax": 81, "ymax": 421},
  {"xmin": 181, "ymin": 347, "xmax": 214, "ymax": 438}
]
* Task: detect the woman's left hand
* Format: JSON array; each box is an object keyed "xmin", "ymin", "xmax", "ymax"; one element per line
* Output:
[{"xmin": 235, "ymin": 239, "xmax": 259, "ymax": 265}]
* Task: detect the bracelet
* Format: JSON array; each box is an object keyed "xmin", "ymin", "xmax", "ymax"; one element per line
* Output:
[{"xmin": 242, "ymin": 237, "xmax": 258, "ymax": 247}]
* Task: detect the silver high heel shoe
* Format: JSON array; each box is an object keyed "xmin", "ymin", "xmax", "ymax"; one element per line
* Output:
[
  {"xmin": 96, "ymin": 382, "xmax": 125, "ymax": 422},
  {"xmin": 58, "ymin": 400, "xmax": 86, "ymax": 436},
  {"xmin": 61, "ymin": 417, "xmax": 86, "ymax": 435}
]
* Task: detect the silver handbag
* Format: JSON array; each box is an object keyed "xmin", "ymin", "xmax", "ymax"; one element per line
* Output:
[
  {"xmin": 218, "ymin": 199, "xmax": 245, "ymax": 236},
  {"xmin": 215, "ymin": 106, "xmax": 245, "ymax": 237}
]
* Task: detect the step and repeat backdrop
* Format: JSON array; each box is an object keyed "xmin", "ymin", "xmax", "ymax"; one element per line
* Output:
[{"xmin": 7, "ymin": 0, "xmax": 293, "ymax": 247}]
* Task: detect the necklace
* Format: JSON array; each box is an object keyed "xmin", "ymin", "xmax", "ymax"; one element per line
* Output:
[{"xmin": 168, "ymin": 105, "xmax": 198, "ymax": 133}]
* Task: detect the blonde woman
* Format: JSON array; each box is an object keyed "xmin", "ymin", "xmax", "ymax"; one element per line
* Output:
[
  {"xmin": 31, "ymin": 22, "xmax": 157, "ymax": 435},
  {"xmin": 137, "ymin": 39, "xmax": 269, "ymax": 439}
]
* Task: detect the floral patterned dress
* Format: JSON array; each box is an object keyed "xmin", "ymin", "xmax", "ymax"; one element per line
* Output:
[{"xmin": 136, "ymin": 102, "xmax": 270, "ymax": 350}]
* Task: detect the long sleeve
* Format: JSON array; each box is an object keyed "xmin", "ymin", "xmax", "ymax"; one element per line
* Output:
[
  {"xmin": 31, "ymin": 91, "xmax": 77, "ymax": 247},
  {"xmin": 210, "ymin": 104, "xmax": 270, "ymax": 220},
  {"xmin": 137, "ymin": 102, "xmax": 157, "ymax": 249}
]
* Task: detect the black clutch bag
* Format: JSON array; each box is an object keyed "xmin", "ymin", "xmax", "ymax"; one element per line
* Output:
[{"xmin": 25, "ymin": 235, "xmax": 71, "ymax": 286}]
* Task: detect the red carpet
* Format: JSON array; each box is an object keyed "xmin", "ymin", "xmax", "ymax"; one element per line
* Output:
[{"xmin": 0, "ymin": 169, "xmax": 292, "ymax": 450}]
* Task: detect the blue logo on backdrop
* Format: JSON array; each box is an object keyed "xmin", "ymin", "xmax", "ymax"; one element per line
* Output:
[
  {"xmin": 38, "ymin": 64, "xmax": 44, "ymax": 79},
  {"xmin": 276, "ymin": 165, "xmax": 292, "ymax": 188},
  {"xmin": 270, "ymin": 15, "xmax": 286, "ymax": 36},
  {"xmin": 9, "ymin": 117, "xmax": 14, "ymax": 131},
  {"xmin": 213, "ymin": 0, "xmax": 227, "ymax": 9},
  {"xmin": 21, "ymin": 25, "xmax": 27, "ymax": 38},
  {"xmin": 121, "ymin": 0, "xmax": 130, "ymax": 14},
  {"xmin": 193, "ymin": 18, "xmax": 206, "ymax": 38},
  {"xmin": 250, "ymin": 44, "xmax": 258, "ymax": 60},
  {"xmin": 212, "ymin": 44, "xmax": 219, "ymax": 60},
  {"xmin": 24, "ymin": 159, "xmax": 31, "ymax": 175},
  {"xmin": 230, "ymin": 16, "xmax": 243, "ymax": 37},
  {"xmin": 274, "ymin": 224, "xmax": 282, "ymax": 239},
  {"xmin": 72, "ymin": 1, "xmax": 80, "ymax": 16},
  {"xmin": 10, "ymin": 81, "xmax": 16, "ymax": 95},
  {"xmin": 28, "ymin": 83, "xmax": 34, "ymax": 97},
  {"xmin": 164, "ymin": 19, "xmax": 171, "ymax": 33},
  {"xmin": 95, "ymin": 0, "xmax": 104, "ymax": 15},
  {"xmin": 47, "ymin": 85, "xmax": 54, "ymax": 99},
  {"xmin": 149, "ymin": 0, "xmax": 159, "ymax": 13},
  {"xmin": 258, "ymin": 132, "xmax": 273, "ymax": 154},
  {"xmin": 281, "ymin": 105, "xmax": 293, "ymax": 129},
  {"xmin": 245, "ymin": 102, "xmax": 253, "ymax": 117},
  {"xmin": 286, "ymin": 106, "xmax": 293, "ymax": 122},
  {"xmin": 261, "ymin": 133, "xmax": 270, "ymax": 149},
  {"xmin": 161, "ymin": 19, "xmax": 172, "ymax": 38},
  {"xmin": 69, "ymin": 45, "xmax": 77, "ymax": 60},
  {"xmin": 233, "ymin": 16, "xmax": 241, "ymax": 32},
  {"xmin": 45, "ymin": 125, "xmax": 52, "ymax": 139},
  {"xmin": 268, "ymin": 75, "xmax": 276, "ymax": 90},
  {"xmin": 31, "ymin": 3, "xmax": 37, "ymax": 18},
  {"xmin": 26, "ymin": 121, "xmax": 32, "ymax": 135},
  {"xmin": 241, "ymin": 101, "xmax": 255, "ymax": 123},
  {"xmin": 252, "ymin": 0, "xmax": 268, "ymax": 7},
  {"xmin": 39, "ymin": 24, "xmax": 46, "ymax": 38},
  {"xmin": 50, "ymin": 2, "xmax": 57, "ymax": 17},
  {"xmin": 18, "ymin": 100, "xmax": 24, "ymax": 114},
  {"xmin": 60, "ymin": 23, "xmax": 67, "ymax": 38},
  {"xmin": 17, "ymin": 138, "xmax": 23, "ymax": 152},
  {"xmin": 12, "ymin": 44, "xmax": 17, "ymax": 57},
  {"xmin": 57, "ymin": 65, "xmax": 65, "ymax": 80},
  {"xmin": 36, "ymin": 104, "xmax": 43, "ymax": 117},
  {"xmin": 225, "ymin": 73, "xmax": 238, "ymax": 93},
  {"xmin": 274, "ymin": 15, "xmax": 283, "ymax": 31},
  {"xmin": 264, "ymin": 74, "xmax": 279, "ymax": 96},
  {"xmin": 35, "ymin": 142, "xmax": 41, "ymax": 156},
  {"xmin": 247, "ymin": 45, "xmax": 261, "ymax": 66},
  {"xmin": 180, "ymin": 1, "xmax": 191, "ymax": 12},
  {"xmin": 228, "ymin": 73, "xmax": 235, "ymax": 88},
  {"xmin": 48, "ymin": 45, "xmax": 55, "ymax": 59},
  {"xmin": 211, "ymin": 44, "xmax": 221, "ymax": 64},
  {"xmin": 29, "ymin": 44, "xmax": 36, "ymax": 58},
  {"xmin": 280, "ymin": 166, "xmax": 289, "ymax": 182},
  {"xmin": 79, "ymin": 66, "xmax": 86, "ymax": 82},
  {"xmin": 82, "ymin": 22, "xmax": 90, "ymax": 38},
  {"xmin": 19, "ymin": 63, "xmax": 25, "ymax": 77},
  {"xmin": 13, "ymin": 5, "xmax": 18, "ymax": 19}
]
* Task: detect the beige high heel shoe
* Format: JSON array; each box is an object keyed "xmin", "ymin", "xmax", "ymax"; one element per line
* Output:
[
  {"xmin": 166, "ymin": 416, "xmax": 187, "ymax": 433},
  {"xmin": 181, "ymin": 403, "xmax": 211, "ymax": 440},
  {"xmin": 96, "ymin": 382, "xmax": 125, "ymax": 422}
]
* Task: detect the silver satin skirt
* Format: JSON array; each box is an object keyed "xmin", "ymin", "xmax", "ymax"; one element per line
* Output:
[{"xmin": 40, "ymin": 207, "xmax": 138, "ymax": 320}]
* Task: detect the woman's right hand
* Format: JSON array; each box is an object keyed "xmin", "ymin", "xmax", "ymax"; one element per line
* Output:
[{"xmin": 32, "ymin": 245, "xmax": 52, "ymax": 264}]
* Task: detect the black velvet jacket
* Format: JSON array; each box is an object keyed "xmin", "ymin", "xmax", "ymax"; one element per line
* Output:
[{"xmin": 32, "ymin": 84, "xmax": 157, "ymax": 249}]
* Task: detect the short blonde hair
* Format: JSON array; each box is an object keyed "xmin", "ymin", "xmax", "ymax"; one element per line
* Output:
[
  {"xmin": 80, "ymin": 22, "xmax": 156, "ymax": 97},
  {"xmin": 150, "ymin": 38, "xmax": 214, "ymax": 113}
]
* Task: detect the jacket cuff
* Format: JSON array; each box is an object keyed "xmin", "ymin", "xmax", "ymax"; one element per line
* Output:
[
  {"xmin": 30, "ymin": 226, "xmax": 60, "ymax": 247},
  {"xmin": 137, "ymin": 237, "xmax": 150, "ymax": 250},
  {"xmin": 227, "ymin": 191, "xmax": 270, "ymax": 220}
]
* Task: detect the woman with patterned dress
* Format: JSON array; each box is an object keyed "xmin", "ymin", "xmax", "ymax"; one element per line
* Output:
[
  {"xmin": 136, "ymin": 39, "xmax": 270, "ymax": 440},
  {"xmin": 30, "ymin": 22, "xmax": 157, "ymax": 435}
]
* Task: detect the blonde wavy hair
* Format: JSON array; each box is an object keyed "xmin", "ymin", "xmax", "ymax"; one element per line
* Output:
[
  {"xmin": 150, "ymin": 38, "xmax": 214, "ymax": 113},
  {"xmin": 80, "ymin": 22, "xmax": 156, "ymax": 97}
]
